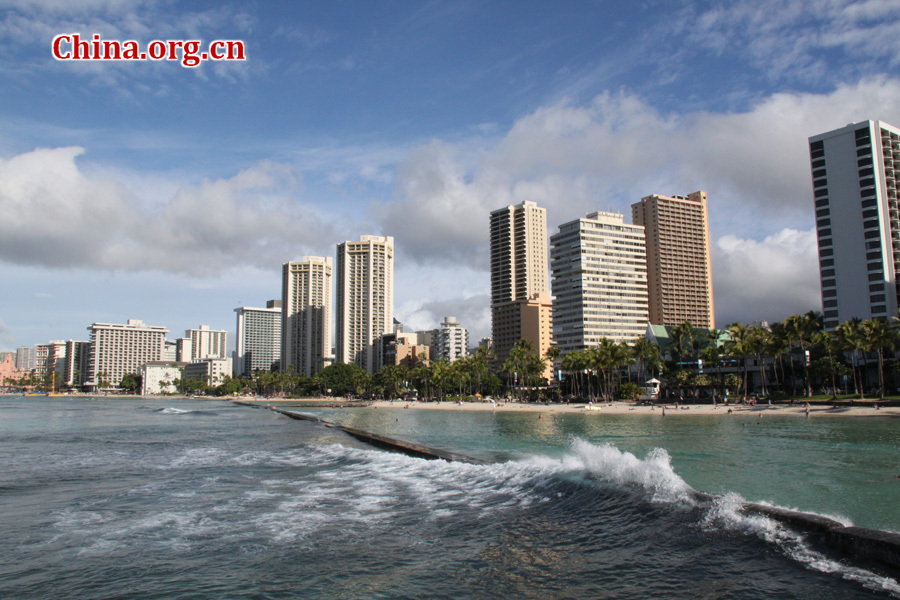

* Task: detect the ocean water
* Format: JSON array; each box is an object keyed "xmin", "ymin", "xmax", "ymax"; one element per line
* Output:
[{"xmin": 2, "ymin": 396, "xmax": 899, "ymax": 599}]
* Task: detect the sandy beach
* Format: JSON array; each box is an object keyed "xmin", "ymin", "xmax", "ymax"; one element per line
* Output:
[{"xmin": 247, "ymin": 397, "xmax": 900, "ymax": 417}]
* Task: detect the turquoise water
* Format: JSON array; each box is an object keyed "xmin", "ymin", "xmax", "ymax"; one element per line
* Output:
[
  {"xmin": 302, "ymin": 406, "xmax": 900, "ymax": 532},
  {"xmin": 3, "ymin": 396, "xmax": 899, "ymax": 598}
]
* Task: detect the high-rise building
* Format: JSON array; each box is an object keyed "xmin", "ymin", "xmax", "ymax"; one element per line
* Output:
[
  {"xmin": 335, "ymin": 236, "xmax": 394, "ymax": 373},
  {"xmin": 282, "ymin": 257, "xmax": 333, "ymax": 376},
  {"xmin": 63, "ymin": 340, "xmax": 91, "ymax": 389},
  {"xmin": 808, "ymin": 120, "xmax": 900, "ymax": 329},
  {"xmin": 432, "ymin": 316, "xmax": 469, "ymax": 363},
  {"xmin": 180, "ymin": 325, "xmax": 228, "ymax": 362},
  {"xmin": 234, "ymin": 300, "xmax": 282, "ymax": 376},
  {"xmin": 490, "ymin": 200, "xmax": 551, "ymax": 366},
  {"xmin": 35, "ymin": 340, "xmax": 66, "ymax": 380},
  {"xmin": 631, "ymin": 191, "xmax": 714, "ymax": 329},
  {"xmin": 15, "ymin": 346, "xmax": 35, "ymax": 371},
  {"xmin": 86, "ymin": 319, "xmax": 168, "ymax": 392},
  {"xmin": 551, "ymin": 211, "xmax": 649, "ymax": 353},
  {"xmin": 335, "ymin": 235, "xmax": 394, "ymax": 373}
]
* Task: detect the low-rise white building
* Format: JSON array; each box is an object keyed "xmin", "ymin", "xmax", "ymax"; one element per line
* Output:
[
  {"xmin": 183, "ymin": 357, "xmax": 233, "ymax": 387},
  {"xmin": 141, "ymin": 361, "xmax": 187, "ymax": 395}
]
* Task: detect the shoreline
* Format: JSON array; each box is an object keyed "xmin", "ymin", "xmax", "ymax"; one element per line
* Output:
[
  {"xmin": 5, "ymin": 393, "xmax": 898, "ymax": 417},
  {"xmin": 247, "ymin": 397, "xmax": 900, "ymax": 418}
]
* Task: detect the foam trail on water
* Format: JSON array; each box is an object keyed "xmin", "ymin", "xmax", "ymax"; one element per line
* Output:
[{"xmin": 704, "ymin": 495, "xmax": 900, "ymax": 597}]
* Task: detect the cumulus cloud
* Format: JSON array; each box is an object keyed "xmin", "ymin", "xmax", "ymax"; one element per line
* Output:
[
  {"xmin": 0, "ymin": 147, "xmax": 339, "ymax": 275},
  {"xmin": 712, "ymin": 228, "xmax": 821, "ymax": 326},
  {"xmin": 379, "ymin": 77, "xmax": 900, "ymax": 324}
]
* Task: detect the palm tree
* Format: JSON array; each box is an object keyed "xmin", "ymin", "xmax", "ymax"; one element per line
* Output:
[
  {"xmin": 766, "ymin": 324, "xmax": 790, "ymax": 395},
  {"xmin": 747, "ymin": 326, "xmax": 770, "ymax": 396},
  {"xmin": 861, "ymin": 319, "xmax": 897, "ymax": 400},
  {"xmin": 813, "ymin": 330, "xmax": 842, "ymax": 399},
  {"xmin": 725, "ymin": 322, "xmax": 752, "ymax": 401},
  {"xmin": 837, "ymin": 318, "xmax": 865, "ymax": 397},
  {"xmin": 785, "ymin": 313, "xmax": 819, "ymax": 397},
  {"xmin": 670, "ymin": 321, "xmax": 697, "ymax": 361}
]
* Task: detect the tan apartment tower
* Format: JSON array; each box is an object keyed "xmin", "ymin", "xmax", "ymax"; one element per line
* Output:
[
  {"xmin": 282, "ymin": 257, "xmax": 333, "ymax": 377},
  {"xmin": 489, "ymin": 200, "xmax": 552, "ymax": 371},
  {"xmin": 335, "ymin": 236, "xmax": 394, "ymax": 373},
  {"xmin": 631, "ymin": 191, "xmax": 715, "ymax": 329}
]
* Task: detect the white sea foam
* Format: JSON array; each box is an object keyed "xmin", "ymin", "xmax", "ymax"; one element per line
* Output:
[
  {"xmin": 703, "ymin": 493, "xmax": 900, "ymax": 596},
  {"xmin": 159, "ymin": 407, "xmax": 191, "ymax": 414}
]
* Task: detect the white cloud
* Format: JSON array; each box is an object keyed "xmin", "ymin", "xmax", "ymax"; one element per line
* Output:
[
  {"xmin": 676, "ymin": 0, "xmax": 900, "ymax": 82},
  {"xmin": 712, "ymin": 229, "xmax": 821, "ymax": 326},
  {"xmin": 0, "ymin": 147, "xmax": 341, "ymax": 275}
]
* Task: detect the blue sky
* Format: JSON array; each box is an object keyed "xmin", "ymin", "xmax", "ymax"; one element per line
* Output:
[{"xmin": 1, "ymin": 0, "xmax": 900, "ymax": 352}]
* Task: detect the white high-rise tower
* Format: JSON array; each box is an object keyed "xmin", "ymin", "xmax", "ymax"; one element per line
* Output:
[{"xmin": 809, "ymin": 120, "xmax": 900, "ymax": 329}]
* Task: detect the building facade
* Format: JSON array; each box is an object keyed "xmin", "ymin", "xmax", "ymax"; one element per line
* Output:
[
  {"xmin": 183, "ymin": 357, "xmax": 233, "ymax": 387},
  {"xmin": 179, "ymin": 325, "xmax": 227, "ymax": 362},
  {"xmin": 432, "ymin": 317, "xmax": 469, "ymax": 363},
  {"xmin": 63, "ymin": 340, "xmax": 91, "ymax": 389},
  {"xmin": 550, "ymin": 211, "xmax": 649, "ymax": 353},
  {"xmin": 282, "ymin": 257, "xmax": 333, "ymax": 377},
  {"xmin": 234, "ymin": 300, "xmax": 282, "ymax": 377},
  {"xmin": 15, "ymin": 346, "xmax": 35, "ymax": 371},
  {"xmin": 335, "ymin": 236, "xmax": 394, "ymax": 373},
  {"xmin": 809, "ymin": 120, "xmax": 900, "ymax": 329},
  {"xmin": 489, "ymin": 201, "xmax": 551, "ymax": 366},
  {"xmin": 0, "ymin": 353, "xmax": 22, "ymax": 386},
  {"xmin": 34, "ymin": 340, "xmax": 66, "ymax": 383},
  {"xmin": 141, "ymin": 361, "xmax": 187, "ymax": 395},
  {"xmin": 382, "ymin": 331, "xmax": 430, "ymax": 368},
  {"xmin": 631, "ymin": 191, "xmax": 714, "ymax": 329},
  {"xmin": 86, "ymin": 319, "xmax": 168, "ymax": 392}
]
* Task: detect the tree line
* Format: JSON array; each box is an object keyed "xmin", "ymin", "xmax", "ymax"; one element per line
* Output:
[{"xmin": 6, "ymin": 311, "xmax": 899, "ymax": 401}]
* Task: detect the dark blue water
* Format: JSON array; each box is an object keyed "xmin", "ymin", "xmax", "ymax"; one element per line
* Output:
[{"xmin": 1, "ymin": 397, "xmax": 898, "ymax": 599}]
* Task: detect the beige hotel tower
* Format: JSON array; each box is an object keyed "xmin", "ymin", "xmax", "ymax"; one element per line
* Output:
[
  {"xmin": 282, "ymin": 257, "xmax": 333, "ymax": 377},
  {"xmin": 489, "ymin": 201, "xmax": 553, "ymax": 374},
  {"xmin": 631, "ymin": 191, "xmax": 715, "ymax": 329},
  {"xmin": 335, "ymin": 235, "xmax": 394, "ymax": 374}
]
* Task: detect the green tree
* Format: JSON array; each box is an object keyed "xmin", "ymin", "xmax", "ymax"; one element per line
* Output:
[
  {"xmin": 120, "ymin": 372, "xmax": 142, "ymax": 394},
  {"xmin": 724, "ymin": 322, "xmax": 752, "ymax": 401},
  {"xmin": 862, "ymin": 318, "xmax": 897, "ymax": 400}
]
